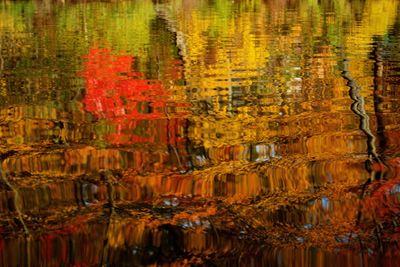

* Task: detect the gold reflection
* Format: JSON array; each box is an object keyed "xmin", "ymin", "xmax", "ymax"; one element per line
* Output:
[{"xmin": 0, "ymin": 0, "xmax": 400, "ymax": 266}]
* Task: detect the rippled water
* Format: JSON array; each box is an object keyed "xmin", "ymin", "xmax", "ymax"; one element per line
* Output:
[{"xmin": 1, "ymin": 0, "xmax": 400, "ymax": 266}]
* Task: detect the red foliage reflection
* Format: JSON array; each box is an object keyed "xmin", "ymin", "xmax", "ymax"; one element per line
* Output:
[
  {"xmin": 81, "ymin": 48, "xmax": 187, "ymax": 145},
  {"xmin": 361, "ymin": 158, "xmax": 400, "ymax": 222},
  {"xmin": 358, "ymin": 158, "xmax": 400, "ymax": 252}
]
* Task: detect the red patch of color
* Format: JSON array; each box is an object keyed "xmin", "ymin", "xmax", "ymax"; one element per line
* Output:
[{"xmin": 81, "ymin": 48, "xmax": 187, "ymax": 145}]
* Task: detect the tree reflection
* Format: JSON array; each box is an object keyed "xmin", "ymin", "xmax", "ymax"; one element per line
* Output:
[{"xmin": 81, "ymin": 47, "xmax": 188, "ymax": 146}]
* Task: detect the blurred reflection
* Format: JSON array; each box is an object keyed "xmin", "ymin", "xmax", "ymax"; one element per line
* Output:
[
  {"xmin": 81, "ymin": 47, "xmax": 189, "ymax": 146},
  {"xmin": 0, "ymin": 0, "xmax": 400, "ymax": 266}
]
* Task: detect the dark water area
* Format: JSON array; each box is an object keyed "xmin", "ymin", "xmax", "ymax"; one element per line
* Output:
[{"xmin": 1, "ymin": 0, "xmax": 400, "ymax": 266}]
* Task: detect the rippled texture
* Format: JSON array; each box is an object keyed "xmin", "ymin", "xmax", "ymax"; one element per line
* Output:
[{"xmin": 1, "ymin": 0, "xmax": 400, "ymax": 266}]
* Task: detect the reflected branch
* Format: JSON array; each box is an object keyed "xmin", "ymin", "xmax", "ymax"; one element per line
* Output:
[
  {"xmin": 100, "ymin": 170, "xmax": 116, "ymax": 267},
  {"xmin": 0, "ymin": 165, "xmax": 29, "ymax": 234},
  {"xmin": 340, "ymin": 49, "xmax": 393, "ymax": 254},
  {"xmin": 0, "ymin": 163, "xmax": 32, "ymax": 266},
  {"xmin": 341, "ymin": 57, "xmax": 384, "ymax": 181}
]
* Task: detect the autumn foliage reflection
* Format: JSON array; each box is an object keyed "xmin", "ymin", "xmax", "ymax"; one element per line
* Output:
[
  {"xmin": 82, "ymin": 47, "xmax": 187, "ymax": 145},
  {"xmin": 361, "ymin": 158, "xmax": 400, "ymax": 228}
]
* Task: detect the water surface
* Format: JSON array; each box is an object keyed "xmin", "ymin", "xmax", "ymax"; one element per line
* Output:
[{"xmin": 1, "ymin": 0, "xmax": 400, "ymax": 266}]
